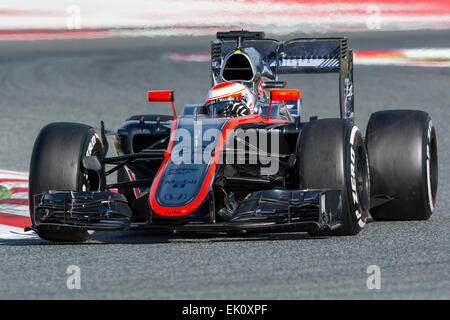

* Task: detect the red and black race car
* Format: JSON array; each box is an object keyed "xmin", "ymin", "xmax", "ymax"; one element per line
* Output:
[{"xmin": 27, "ymin": 31, "xmax": 438, "ymax": 242}]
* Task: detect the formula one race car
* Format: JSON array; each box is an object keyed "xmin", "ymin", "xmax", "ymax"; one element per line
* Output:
[{"xmin": 27, "ymin": 31, "xmax": 438, "ymax": 242}]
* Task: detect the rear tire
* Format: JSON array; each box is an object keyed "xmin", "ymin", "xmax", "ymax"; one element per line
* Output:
[
  {"xmin": 366, "ymin": 110, "xmax": 438, "ymax": 220},
  {"xmin": 29, "ymin": 122, "xmax": 104, "ymax": 242},
  {"xmin": 297, "ymin": 119, "xmax": 370, "ymax": 236}
]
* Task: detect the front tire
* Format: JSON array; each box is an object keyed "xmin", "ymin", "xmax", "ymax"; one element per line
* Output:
[
  {"xmin": 29, "ymin": 122, "xmax": 104, "ymax": 242},
  {"xmin": 297, "ymin": 119, "xmax": 370, "ymax": 236}
]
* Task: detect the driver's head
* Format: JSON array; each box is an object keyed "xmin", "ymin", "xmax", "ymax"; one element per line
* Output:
[{"xmin": 205, "ymin": 82, "xmax": 256, "ymax": 117}]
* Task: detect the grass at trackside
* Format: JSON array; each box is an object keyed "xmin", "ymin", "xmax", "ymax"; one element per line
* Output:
[{"xmin": 0, "ymin": 185, "xmax": 11, "ymax": 200}]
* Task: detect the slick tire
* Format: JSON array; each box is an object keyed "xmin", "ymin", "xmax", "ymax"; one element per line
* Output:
[
  {"xmin": 29, "ymin": 122, "xmax": 104, "ymax": 242},
  {"xmin": 366, "ymin": 110, "xmax": 438, "ymax": 220},
  {"xmin": 297, "ymin": 119, "xmax": 370, "ymax": 236}
]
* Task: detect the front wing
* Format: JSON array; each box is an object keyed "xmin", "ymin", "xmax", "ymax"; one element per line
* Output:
[{"xmin": 30, "ymin": 189, "xmax": 342, "ymax": 234}]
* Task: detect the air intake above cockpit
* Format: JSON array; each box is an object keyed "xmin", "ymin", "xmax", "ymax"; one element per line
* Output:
[{"xmin": 222, "ymin": 53, "xmax": 254, "ymax": 81}]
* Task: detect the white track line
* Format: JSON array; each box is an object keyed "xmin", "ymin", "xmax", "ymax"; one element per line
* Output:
[
  {"xmin": 9, "ymin": 192, "xmax": 28, "ymax": 199},
  {"xmin": 0, "ymin": 230, "xmax": 38, "ymax": 241},
  {"xmin": 0, "ymin": 170, "xmax": 28, "ymax": 177},
  {"xmin": 0, "ymin": 203, "xmax": 30, "ymax": 216},
  {"xmin": 0, "ymin": 182, "xmax": 28, "ymax": 189},
  {"xmin": 0, "ymin": 225, "xmax": 24, "ymax": 235}
]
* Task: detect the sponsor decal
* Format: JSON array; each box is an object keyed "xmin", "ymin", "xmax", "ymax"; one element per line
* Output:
[
  {"xmin": 163, "ymin": 193, "xmax": 188, "ymax": 201},
  {"xmin": 349, "ymin": 126, "xmax": 359, "ymax": 205},
  {"xmin": 167, "ymin": 168, "xmax": 198, "ymax": 175},
  {"xmin": 164, "ymin": 179, "xmax": 197, "ymax": 188},
  {"xmin": 86, "ymin": 133, "xmax": 100, "ymax": 157},
  {"xmin": 349, "ymin": 126, "xmax": 367, "ymax": 228},
  {"xmin": 83, "ymin": 133, "xmax": 100, "ymax": 191}
]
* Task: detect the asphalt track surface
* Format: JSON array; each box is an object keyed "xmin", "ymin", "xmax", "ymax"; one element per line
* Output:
[{"xmin": 0, "ymin": 30, "xmax": 449, "ymax": 299}]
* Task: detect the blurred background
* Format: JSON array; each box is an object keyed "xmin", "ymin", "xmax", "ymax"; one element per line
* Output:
[{"xmin": 1, "ymin": 0, "xmax": 449, "ymax": 36}]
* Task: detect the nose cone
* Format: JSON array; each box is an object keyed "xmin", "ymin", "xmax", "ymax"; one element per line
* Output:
[{"xmin": 150, "ymin": 117, "xmax": 229, "ymax": 216}]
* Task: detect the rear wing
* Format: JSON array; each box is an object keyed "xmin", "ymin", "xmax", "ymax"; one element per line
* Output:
[
  {"xmin": 275, "ymin": 38, "xmax": 348, "ymax": 73},
  {"xmin": 211, "ymin": 31, "xmax": 354, "ymax": 119}
]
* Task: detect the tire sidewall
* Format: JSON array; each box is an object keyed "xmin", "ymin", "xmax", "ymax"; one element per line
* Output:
[
  {"xmin": 422, "ymin": 117, "xmax": 437, "ymax": 219},
  {"xmin": 79, "ymin": 130, "xmax": 104, "ymax": 192},
  {"xmin": 298, "ymin": 119, "xmax": 370, "ymax": 236},
  {"xmin": 343, "ymin": 124, "xmax": 370, "ymax": 234}
]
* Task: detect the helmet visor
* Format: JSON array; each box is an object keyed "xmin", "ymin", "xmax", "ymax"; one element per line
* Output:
[{"xmin": 204, "ymin": 96, "xmax": 242, "ymax": 117}]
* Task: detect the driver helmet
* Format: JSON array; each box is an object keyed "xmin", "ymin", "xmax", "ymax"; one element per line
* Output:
[{"xmin": 205, "ymin": 82, "xmax": 257, "ymax": 117}]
